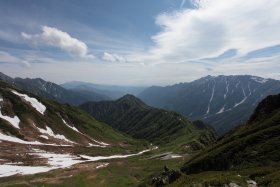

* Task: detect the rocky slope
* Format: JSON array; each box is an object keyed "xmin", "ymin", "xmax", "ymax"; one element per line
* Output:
[{"xmin": 139, "ymin": 75, "xmax": 280, "ymax": 135}]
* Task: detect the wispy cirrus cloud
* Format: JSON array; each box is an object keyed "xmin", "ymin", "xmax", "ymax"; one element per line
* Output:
[
  {"xmin": 21, "ymin": 26, "xmax": 95, "ymax": 59},
  {"xmin": 102, "ymin": 52, "xmax": 126, "ymax": 62},
  {"xmin": 0, "ymin": 51, "xmax": 30, "ymax": 67},
  {"xmin": 128, "ymin": 0, "xmax": 280, "ymax": 64}
]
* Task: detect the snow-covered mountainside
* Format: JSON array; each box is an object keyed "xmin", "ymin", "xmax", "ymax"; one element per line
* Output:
[
  {"xmin": 0, "ymin": 81, "xmax": 148, "ymax": 177},
  {"xmin": 139, "ymin": 75, "xmax": 280, "ymax": 134}
]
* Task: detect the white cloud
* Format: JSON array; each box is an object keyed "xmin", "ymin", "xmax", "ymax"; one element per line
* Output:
[
  {"xmin": 0, "ymin": 51, "xmax": 30, "ymax": 67},
  {"xmin": 22, "ymin": 26, "xmax": 95, "ymax": 58},
  {"xmin": 128, "ymin": 0, "xmax": 280, "ymax": 63},
  {"xmin": 102, "ymin": 52, "xmax": 126, "ymax": 62}
]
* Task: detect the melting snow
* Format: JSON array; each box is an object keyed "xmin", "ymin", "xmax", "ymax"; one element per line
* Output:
[
  {"xmin": 0, "ymin": 106, "xmax": 20, "ymax": 129},
  {"xmin": 11, "ymin": 90, "xmax": 46, "ymax": 115},
  {"xmin": 251, "ymin": 76, "xmax": 268, "ymax": 84},
  {"xmin": 0, "ymin": 147, "xmax": 157, "ymax": 177},
  {"xmin": 216, "ymin": 106, "xmax": 225, "ymax": 114},
  {"xmin": 0, "ymin": 165, "xmax": 51, "ymax": 177},
  {"xmin": 0, "ymin": 131, "xmax": 44, "ymax": 145},
  {"xmin": 39, "ymin": 135, "xmax": 49, "ymax": 139},
  {"xmin": 62, "ymin": 118, "xmax": 109, "ymax": 147},
  {"xmin": 62, "ymin": 118, "xmax": 79, "ymax": 133},
  {"xmin": 37, "ymin": 126, "xmax": 75, "ymax": 144},
  {"xmin": 234, "ymin": 88, "xmax": 247, "ymax": 107},
  {"xmin": 0, "ymin": 130, "xmax": 71, "ymax": 146},
  {"xmin": 206, "ymin": 84, "xmax": 215, "ymax": 115},
  {"xmin": 224, "ymin": 81, "xmax": 229, "ymax": 99},
  {"xmin": 96, "ymin": 163, "xmax": 109, "ymax": 169}
]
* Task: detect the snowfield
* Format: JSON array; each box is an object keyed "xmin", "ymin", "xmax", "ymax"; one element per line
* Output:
[
  {"xmin": 11, "ymin": 90, "xmax": 46, "ymax": 115},
  {"xmin": 0, "ymin": 146, "xmax": 158, "ymax": 177}
]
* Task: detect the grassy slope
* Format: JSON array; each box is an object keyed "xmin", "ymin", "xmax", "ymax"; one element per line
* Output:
[
  {"xmin": 0, "ymin": 81, "xmax": 147, "ymax": 154},
  {"xmin": 80, "ymin": 95, "xmax": 216, "ymax": 153},
  {"xmin": 0, "ymin": 149, "xmax": 186, "ymax": 187},
  {"xmin": 170, "ymin": 93, "xmax": 280, "ymax": 186}
]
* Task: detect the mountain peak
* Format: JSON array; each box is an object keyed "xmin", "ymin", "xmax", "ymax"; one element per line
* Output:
[{"xmin": 117, "ymin": 94, "xmax": 148, "ymax": 109}]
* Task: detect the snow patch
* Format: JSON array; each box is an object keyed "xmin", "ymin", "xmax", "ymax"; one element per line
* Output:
[
  {"xmin": 224, "ymin": 81, "xmax": 229, "ymax": 99},
  {"xmin": 39, "ymin": 135, "xmax": 49, "ymax": 139},
  {"xmin": 96, "ymin": 163, "xmax": 109, "ymax": 169},
  {"xmin": 61, "ymin": 118, "xmax": 109, "ymax": 147},
  {"xmin": 62, "ymin": 118, "xmax": 79, "ymax": 133},
  {"xmin": 11, "ymin": 90, "xmax": 46, "ymax": 115},
  {"xmin": 216, "ymin": 106, "xmax": 225, "ymax": 114},
  {"xmin": 251, "ymin": 76, "xmax": 268, "ymax": 84},
  {"xmin": 0, "ymin": 131, "xmax": 72, "ymax": 146},
  {"xmin": 0, "ymin": 131, "xmax": 43, "ymax": 145},
  {"xmin": 206, "ymin": 84, "xmax": 215, "ymax": 115},
  {"xmin": 0, "ymin": 164, "xmax": 51, "ymax": 177},
  {"xmin": 0, "ymin": 106, "xmax": 20, "ymax": 129},
  {"xmin": 234, "ymin": 88, "xmax": 247, "ymax": 107},
  {"xmin": 37, "ymin": 126, "xmax": 75, "ymax": 144},
  {"xmin": 0, "ymin": 146, "xmax": 157, "ymax": 177}
]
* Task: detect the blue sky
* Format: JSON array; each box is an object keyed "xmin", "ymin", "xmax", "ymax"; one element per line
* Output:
[{"xmin": 0, "ymin": 0, "xmax": 280, "ymax": 86}]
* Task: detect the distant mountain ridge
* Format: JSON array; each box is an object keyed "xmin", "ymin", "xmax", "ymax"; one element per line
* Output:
[
  {"xmin": 0, "ymin": 72, "xmax": 110, "ymax": 105},
  {"xmin": 80, "ymin": 94, "xmax": 216, "ymax": 151},
  {"xmin": 62, "ymin": 81, "xmax": 147, "ymax": 99},
  {"xmin": 139, "ymin": 75, "xmax": 280, "ymax": 134}
]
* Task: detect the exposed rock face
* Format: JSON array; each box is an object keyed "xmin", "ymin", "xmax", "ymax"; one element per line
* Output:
[{"xmin": 151, "ymin": 166, "xmax": 181, "ymax": 187}]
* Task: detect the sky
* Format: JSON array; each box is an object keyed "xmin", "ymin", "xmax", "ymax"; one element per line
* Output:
[{"xmin": 0, "ymin": 0, "xmax": 280, "ymax": 86}]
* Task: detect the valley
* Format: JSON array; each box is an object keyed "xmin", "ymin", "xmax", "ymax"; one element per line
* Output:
[{"xmin": 0, "ymin": 72, "xmax": 280, "ymax": 187}]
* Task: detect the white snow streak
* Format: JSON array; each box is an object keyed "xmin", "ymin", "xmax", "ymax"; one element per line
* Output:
[
  {"xmin": 61, "ymin": 118, "xmax": 109, "ymax": 147},
  {"xmin": 37, "ymin": 126, "xmax": 75, "ymax": 144},
  {"xmin": 62, "ymin": 118, "xmax": 79, "ymax": 133},
  {"xmin": 11, "ymin": 90, "xmax": 46, "ymax": 115},
  {"xmin": 224, "ymin": 81, "xmax": 229, "ymax": 99},
  {"xmin": 0, "ymin": 106, "xmax": 20, "ymax": 129},
  {"xmin": 206, "ymin": 84, "xmax": 215, "ymax": 115},
  {"xmin": 216, "ymin": 106, "xmax": 225, "ymax": 114},
  {"xmin": 234, "ymin": 88, "xmax": 247, "ymax": 107},
  {"xmin": 0, "ymin": 131, "xmax": 43, "ymax": 145}
]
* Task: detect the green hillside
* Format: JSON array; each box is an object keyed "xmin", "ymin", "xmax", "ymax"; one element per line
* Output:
[
  {"xmin": 80, "ymin": 94, "xmax": 216, "ymax": 152},
  {"xmin": 169, "ymin": 93, "xmax": 280, "ymax": 186},
  {"xmin": 0, "ymin": 81, "xmax": 145, "ymax": 153}
]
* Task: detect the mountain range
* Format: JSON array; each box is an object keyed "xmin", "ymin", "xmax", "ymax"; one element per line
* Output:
[
  {"xmin": 0, "ymin": 72, "xmax": 280, "ymax": 186},
  {"xmin": 139, "ymin": 75, "xmax": 280, "ymax": 135},
  {"xmin": 61, "ymin": 81, "xmax": 146, "ymax": 99},
  {"xmin": 80, "ymin": 94, "xmax": 216, "ymax": 151},
  {"xmin": 0, "ymin": 73, "xmax": 110, "ymax": 106}
]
